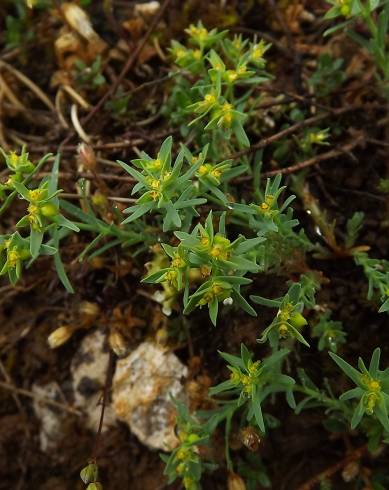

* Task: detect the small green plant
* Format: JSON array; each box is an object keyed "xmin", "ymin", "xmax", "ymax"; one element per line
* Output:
[
  {"xmin": 161, "ymin": 402, "xmax": 213, "ymax": 490},
  {"xmin": 164, "ymin": 22, "xmax": 271, "ymax": 155},
  {"xmin": 312, "ymin": 311, "xmax": 347, "ymax": 352},
  {"xmin": 142, "ymin": 211, "xmax": 262, "ymax": 325},
  {"xmin": 74, "ymin": 56, "xmax": 106, "ymax": 90},
  {"xmin": 0, "ymin": 150, "xmax": 79, "ymax": 291},
  {"xmin": 308, "ymin": 54, "xmax": 346, "ymax": 97},
  {"xmin": 118, "ymin": 137, "xmax": 207, "ymax": 232},
  {"xmin": 251, "ymin": 283, "xmax": 310, "ymax": 347},
  {"xmin": 354, "ymin": 251, "xmax": 389, "ymax": 313},
  {"xmin": 324, "ymin": 0, "xmax": 389, "ymax": 96},
  {"xmin": 0, "ymin": 146, "xmax": 36, "ymax": 200},
  {"xmin": 80, "ymin": 461, "xmax": 103, "ymax": 490},
  {"xmin": 330, "ymin": 348, "xmax": 389, "ymax": 431},
  {"xmin": 209, "ymin": 345, "xmax": 295, "ymax": 432}
]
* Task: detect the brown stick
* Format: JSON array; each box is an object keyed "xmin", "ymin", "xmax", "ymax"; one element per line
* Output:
[
  {"xmin": 60, "ymin": 0, "xmax": 172, "ymax": 152},
  {"xmin": 228, "ymin": 105, "xmax": 362, "ymax": 161},
  {"xmin": 0, "ymin": 380, "xmax": 82, "ymax": 416},
  {"xmin": 262, "ymin": 137, "xmax": 364, "ymax": 177},
  {"xmin": 91, "ymin": 349, "xmax": 115, "ymax": 461},
  {"xmin": 297, "ymin": 445, "xmax": 368, "ymax": 490}
]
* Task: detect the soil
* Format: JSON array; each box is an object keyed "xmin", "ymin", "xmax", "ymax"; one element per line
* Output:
[{"xmin": 1, "ymin": 1, "xmax": 389, "ymax": 489}]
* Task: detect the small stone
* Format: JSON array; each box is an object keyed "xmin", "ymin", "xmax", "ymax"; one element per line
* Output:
[
  {"xmin": 112, "ymin": 341, "xmax": 188, "ymax": 450},
  {"xmin": 134, "ymin": 1, "xmax": 160, "ymax": 17},
  {"xmin": 32, "ymin": 382, "xmax": 65, "ymax": 452},
  {"xmin": 70, "ymin": 330, "xmax": 116, "ymax": 432}
]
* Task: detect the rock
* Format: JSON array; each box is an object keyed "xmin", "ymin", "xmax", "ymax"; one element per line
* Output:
[
  {"xmin": 134, "ymin": 1, "xmax": 160, "ymax": 17},
  {"xmin": 112, "ymin": 341, "xmax": 188, "ymax": 450},
  {"xmin": 70, "ymin": 330, "xmax": 116, "ymax": 432},
  {"xmin": 32, "ymin": 382, "xmax": 65, "ymax": 453}
]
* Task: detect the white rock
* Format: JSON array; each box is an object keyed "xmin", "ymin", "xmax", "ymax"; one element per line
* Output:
[
  {"xmin": 112, "ymin": 341, "xmax": 188, "ymax": 450},
  {"xmin": 134, "ymin": 1, "xmax": 160, "ymax": 17},
  {"xmin": 70, "ymin": 330, "xmax": 116, "ymax": 432},
  {"xmin": 32, "ymin": 382, "xmax": 65, "ymax": 453}
]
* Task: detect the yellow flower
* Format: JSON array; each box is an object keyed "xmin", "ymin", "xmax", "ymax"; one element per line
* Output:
[
  {"xmin": 29, "ymin": 189, "xmax": 46, "ymax": 201},
  {"xmin": 171, "ymin": 255, "xmax": 185, "ymax": 268},
  {"xmin": 198, "ymin": 165, "xmax": 209, "ymax": 176},
  {"xmin": 251, "ymin": 40, "xmax": 268, "ymax": 60},
  {"xmin": 210, "ymin": 168, "xmax": 221, "ymax": 179},
  {"xmin": 9, "ymin": 152, "xmax": 19, "ymax": 169},
  {"xmin": 278, "ymin": 323, "xmax": 289, "ymax": 338},
  {"xmin": 192, "ymin": 49, "xmax": 202, "ymax": 60},
  {"xmin": 226, "ymin": 70, "xmax": 238, "ymax": 82},
  {"xmin": 203, "ymin": 93, "xmax": 217, "ymax": 106},
  {"xmin": 7, "ymin": 248, "xmax": 20, "ymax": 268}
]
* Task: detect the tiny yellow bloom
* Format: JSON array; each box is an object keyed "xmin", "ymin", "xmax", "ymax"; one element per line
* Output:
[
  {"xmin": 278, "ymin": 323, "xmax": 289, "ymax": 338},
  {"xmin": 172, "ymin": 255, "xmax": 185, "ymax": 268},
  {"xmin": 9, "ymin": 152, "xmax": 19, "ymax": 168},
  {"xmin": 28, "ymin": 189, "xmax": 45, "ymax": 201},
  {"xmin": 226, "ymin": 70, "xmax": 238, "ymax": 82},
  {"xmin": 192, "ymin": 49, "xmax": 202, "ymax": 60},
  {"xmin": 8, "ymin": 248, "xmax": 20, "ymax": 268},
  {"xmin": 198, "ymin": 165, "xmax": 209, "ymax": 176},
  {"xmin": 204, "ymin": 93, "xmax": 217, "ymax": 105}
]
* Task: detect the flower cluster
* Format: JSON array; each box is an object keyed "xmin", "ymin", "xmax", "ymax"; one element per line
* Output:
[
  {"xmin": 165, "ymin": 22, "xmax": 271, "ymax": 154},
  {"xmin": 143, "ymin": 211, "xmax": 263, "ymax": 324}
]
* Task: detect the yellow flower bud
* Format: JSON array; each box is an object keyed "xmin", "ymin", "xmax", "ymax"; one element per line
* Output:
[
  {"xmin": 40, "ymin": 203, "xmax": 58, "ymax": 217},
  {"xmin": 290, "ymin": 313, "xmax": 308, "ymax": 329}
]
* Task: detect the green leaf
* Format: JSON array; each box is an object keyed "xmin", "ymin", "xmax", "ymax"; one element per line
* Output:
[
  {"xmin": 218, "ymin": 350, "xmax": 245, "ymax": 369},
  {"xmin": 369, "ymin": 348, "xmax": 381, "ymax": 377},
  {"xmin": 233, "ymin": 120, "xmax": 250, "ymax": 148},
  {"xmin": 53, "ymin": 229, "xmax": 74, "ymax": 293},
  {"xmin": 30, "ymin": 229, "xmax": 44, "ymax": 259},
  {"xmin": 251, "ymin": 392, "xmax": 265, "ymax": 431},
  {"xmin": 54, "ymin": 214, "xmax": 80, "ymax": 232},
  {"xmin": 235, "ymin": 236, "xmax": 265, "ymax": 254},
  {"xmin": 232, "ymin": 290, "xmax": 257, "ymax": 316},
  {"xmin": 142, "ymin": 268, "xmax": 170, "ymax": 283},
  {"xmin": 329, "ymin": 352, "xmax": 361, "ymax": 385},
  {"xmin": 48, "ymin": 153, "xmax": 60, "ymax": 196},
  {"xmin": 351, "ymin": 398, "xmax": 365, "ymax": 429},
  {"xmin": 163, "ymin": 202, "xmax": 181, "ymax": 231},
  {"xmin": 122, "ymin": 202, "xmax": 154, "ymax": 223},
  {"xmin": 209, "ymin": 297, "xmax": 219, "ymax": 326}
]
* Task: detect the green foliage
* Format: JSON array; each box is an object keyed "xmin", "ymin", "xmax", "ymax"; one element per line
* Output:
[
  {"xmin": 324, "ymin": 1, "xmax": 389, "ymax": 94},
  {"xmin": 232, "ymin": 174, "xmax": 312, "ymax": 270},
  {"xmin": 74, "ymin": 56, "xmax": 106, "ymax": 90},
  {"xmin": 0, "ymin": 151, "xmax": 78, "ymax": 291},
  {"xmin": 312, "ymin": 311, "xmax": 346, "ymax": 352},
  {"xmin": 5, "ymin": 0, "xmax": 34, "ymax": 49},
  {"xmin": 308, "ymin": 54, "xmax": 346, "ymax": 97},
  {"xmin": 354, "ymin": 251, "xmax": 389, "ymax": 313},
  {"xmin": 330, "ymin": 348, "xmax": 389, "ymax": 431},
  {"xmin": 209, "ymin": 345, "xmax": 295, "ymax": 432},
  {"xmin": 237, "ymin": 454, "xmax": 271, "ymax": 489},
  {"xmin": 251, "ymin": 283, "xmax": 310, "ymax": 347},
  {"xmin": 3, "ymin": 16, "xmax": 389, "ymax": 490},
  {"xmin": 143, "ymin": 211, "xmax": 261, "ymax": 325},
  {"xmin": 161, "ymin": 402, "xmax": 212, "ymax": 490},
  {"xmin": 163, "ymin": 22, "xmax": 271, "ymax": 155},
  {"xmin": 345, "ymin": 211, "xmax": 364, "ymax": 248},
  {"xmin": 118, "ymin": 136, "xmax": 208, "ymax": 232},
  {"xmin": 0, "ymin": 146, "xmax": 36, "ymax": 200}
]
